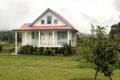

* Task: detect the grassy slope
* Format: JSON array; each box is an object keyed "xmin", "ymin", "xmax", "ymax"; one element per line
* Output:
[{"xmin": 0, "ymin": 55, "xmax": 120, "ymax": 80}]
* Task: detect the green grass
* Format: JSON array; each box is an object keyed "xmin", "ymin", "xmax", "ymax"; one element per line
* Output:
[
  {"xmin": 0, "ymin": 55, "xmax": 77, "ymax": 68},
  {"xmin": 0, "ymin": 55, "xmax": 120, "ymax": 80}
]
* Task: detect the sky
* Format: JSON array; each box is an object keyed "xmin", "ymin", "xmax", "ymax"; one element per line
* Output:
[{"xmin": 0, "ymin": 0, "xmax": 120, "ymax": 33}]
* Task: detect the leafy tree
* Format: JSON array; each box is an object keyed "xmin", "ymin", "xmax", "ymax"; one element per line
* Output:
[
  {"xmin": 0, "ymin": 44, "xmax": 3, "ymax": 52},
  {"xmin": 17, "ymin": 32, "xmax": 22, "ymax": 42},
  {"xmin": 76, "ymin": 33, "xmax": 81, "ymax": 44},
  {"xmin": 0, "ymin": 31, "xmax": 15, "ymax": 43},
  {"xmin": 81, "ymin": 25, "xmax": 118, "ymax": 80},
  {"xmin": 109, "ymin": 22, "xmax": 120, "ymax": 38},
  {"xmin": 109, "ymin": 22, "xmax": 120, "ymax": 48}
]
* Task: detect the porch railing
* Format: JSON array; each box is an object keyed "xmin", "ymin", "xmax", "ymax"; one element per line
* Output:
[{"xmin": 27, "ymin": 39, "xmax": 68, "ymax": 47}]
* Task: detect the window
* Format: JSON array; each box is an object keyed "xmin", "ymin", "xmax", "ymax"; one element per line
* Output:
[
  {"xmin": 47, "ymin": 16, "xmax": 52, "ymax": 24},
  {"xmin": 57, "ymin": 31, "xmax": 67, "ymax": 39},
  {"xmin": 41, "ymin": 20, "xmax": 45, "ymax": 24},
  {"xmin": 54, "ymin": 19, "xmax": 58, "ymax": 24},
  {"xmin": 32, "ymin": 31, "xmax": 38, "ymax": 39}
]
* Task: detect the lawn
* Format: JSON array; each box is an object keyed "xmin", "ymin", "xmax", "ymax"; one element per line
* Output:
[{"xmin": 0, "ymin": 55, "xmax": 120, "ymax": 80}]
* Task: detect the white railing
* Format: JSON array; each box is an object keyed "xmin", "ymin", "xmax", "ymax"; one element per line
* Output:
[{"xmin": 26, "ymin": 39, "xmax": 68, "ymax": 47}]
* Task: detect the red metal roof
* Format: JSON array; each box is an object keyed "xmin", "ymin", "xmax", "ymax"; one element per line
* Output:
[{"xmin": 14, "ymin": 23, "xmax": 71, "ymax": 31}]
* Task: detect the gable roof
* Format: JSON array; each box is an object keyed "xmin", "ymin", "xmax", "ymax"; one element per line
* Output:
[
  {"xmin": 30, "ymin": 8, "xmax": 78, "ymax": 31},
  {"xmin": 14, "ymin": 8, "xmax": 78, "ymax": 31}
]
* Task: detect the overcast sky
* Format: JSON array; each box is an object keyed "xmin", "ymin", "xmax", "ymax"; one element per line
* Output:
[{"xmin": 0, "ymin": 0, "xmax": 120, "ymax": 33}]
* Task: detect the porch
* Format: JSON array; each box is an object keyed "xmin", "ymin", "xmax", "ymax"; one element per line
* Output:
[{"xmin": 15, "ymin": 30, "xmax": 71, "ymax": 53}]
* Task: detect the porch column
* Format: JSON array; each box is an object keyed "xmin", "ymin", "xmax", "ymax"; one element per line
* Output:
[
  {"xmin": 53, "ymin": 30, "xmax": 55, "ymax": 47},
  {"xmin": 24, "ymin": 31, "xmax": 27, "ymax": 45},
  {"xmin": 15, "ymin": 31, "xmax": 17, "ymax": 54},
  {"xmin": 38, "ymin": 31, "xmax": 40, "ymax": 47},
  {"xmin": 68, "ymin": 30, "xmax": 70, "ymax": 45}
]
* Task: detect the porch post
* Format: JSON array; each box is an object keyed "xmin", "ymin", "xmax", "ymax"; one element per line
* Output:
[
  {"xmin": 53, "ymin": 30, "xmax": 55, "ymax": 47},
  {"xmin": 25, "ymin": 31, "xmax": 27, "ymax": 45},
  {"xmin": 68, "ymin": 30, "xmax": 70, "ymax": 45},
  {"xmin": 38, "ymin": 31, "xmax": 40, "ymax": 47},
  {"xmin": 15, "ymin": 31, "xmax": 17, "ymax": 54}
]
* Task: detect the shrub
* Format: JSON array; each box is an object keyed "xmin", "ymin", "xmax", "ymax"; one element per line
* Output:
[
  {"xmin": 63, "ymin": 44, "xmax": 72, "ymax": 56},
  {"xmin": 51, "ymin": 49, "xmax": 55, "ymax": 56},
  {"xmin": 18, "ymin": 45, "xmax": 33, "ymax": 55},
  {"xmin": 54, "ymin": 48, "xmax": 61, "ymax": 55},
  {"xmin": 47, "ymin": 47, "xmax": 51, "ymax": 55},
  {"xmin": 18, "ymin": 45, "xmax": 73, "ymax": 56},
  {"xmin": 43, "ymin": 48, "xmax": 48, "ymax": 55},
  {"xmin": 63, "ymin": 49, "xmax": 68, "ymax": 56},
  {"xmin": 40, "ymin": 47, "xmax": 43, "ymax": 55},
  {"xmin": 33, "ymin": 47, "xmax": 38, "ymax": 55}
]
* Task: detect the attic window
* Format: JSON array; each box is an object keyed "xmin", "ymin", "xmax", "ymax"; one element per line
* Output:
[
  {"xmin": 47, "ymin": 16, "xmax": 52, "ymax": 24},
  {"xmin": 54, "ymin": 19, "xmax": 58, "ymax": 24},
  {"xmin": 41, "ymin": 20, "xmax": 45, "ymax": 24}
]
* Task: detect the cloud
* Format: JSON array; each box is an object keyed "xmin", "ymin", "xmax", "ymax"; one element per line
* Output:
[
  {"xmin": 0, "ymin": 0, "xmax": 119, "ymax": 33},
  {"xmin": 80, "ymin": 12, "xmax": 120, "ymax": 33},
  {"xmin": 113, "ymin": 0, "xmax": 120, "ymax": 12},
  {"xmin": 0, "ymin": 0, "xmax": 32, "ymax": 30}
]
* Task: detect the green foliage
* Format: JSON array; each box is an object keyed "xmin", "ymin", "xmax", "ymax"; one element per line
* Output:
[
  {"xmin": 80, "ymin": 25, "xmax": 119, "ymax": 80},
  {"xmin": 18, "ymin": 44, "xmax": 73, "ymax": 56},
  {"xmin": 63, "ymin": 49, "xmax": 68, "ymax": 56},
  {"xmin": 0, "ymin": 44, "xmax": 3, "ymax": 52},
  {"xmin": 109, "ymin": 22, "xmax": 120, "ymax": 39},
  {"xmin": 0, "ymin": 31, "xmax": 14, "ymax": 42},
  {"xmin": 43, "ymin": 48, "xmax": 48, "ymax": 55},
  {"xmin": 51, "ymin": 49, "xmax": 55, "ymax": 56},
  {"xmin": 33, "ymin": 47, "xmax": 39, "ymax": 55},
  {"xmin": 76, "ymin": 34, "xmax": 82, "ymax": 43},
  {"xmin": 63, "ymin": 44, "xmax": 73, "ymax": 56},
  {"xmin": 109, "ymin": 22, "xmax": 120, "ymax": 49},
  {"xmin": 77, "ymin": 34, "xmax": 95, "ymax": 62},
  {"xmin": 19, "ymin": 45, "xmax": 33, "ymax": 55},
  {"xmin": 17, "ymin": 42, "xmax": 73, "ymax": 56}
]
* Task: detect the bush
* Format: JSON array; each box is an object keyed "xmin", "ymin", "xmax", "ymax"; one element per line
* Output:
[
  {"xmin": 43, "ymin": 48, "xmax": 48, "ymax": 55},
  {"xmin": 54, "ymin": 48, "xmax": 61, "ymax": 55},
  {"xmin": 63, "ymin": 49, "xmax": 68, "ymax": 56},
  {"xmin": 40, "ymin": 47, "xmax": 43, "ymax": 55},
  {"xmin": 18, "ymin": 45, "xmax": 33, "ymax": 55},
  {"xmin": 18, "ymin": 45, "xmax": 73, "ymax": 56},
  {"xmin": 63, "ymin": 44, "xmax": 72, "ymax": 56},
  {"xmin": 33, "ymin": 47, "xmax": 38, "ymax": 55},
  {"xmin": 51, "ymin": 49, "xmax": 55, "ymax": 56}
]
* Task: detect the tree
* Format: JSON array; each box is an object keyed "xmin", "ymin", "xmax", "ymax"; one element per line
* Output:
[
  {"xmin": 81, "ymin": 25, "xmax": 118, "ymax": 80},
  {"xmin": 109, "ymin": 22, "xmax": 120, "ymax": 48},
  {"xmin": 0, "ymin": 44, "xmax": 3, "ymax": 52},
  {"xmin": 0, "ymin": 31, "xmax": 15, "ymax": 43},
  {"xmin": 109, "ymin": 22, "xmax": 120, "ymax": 39}
]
